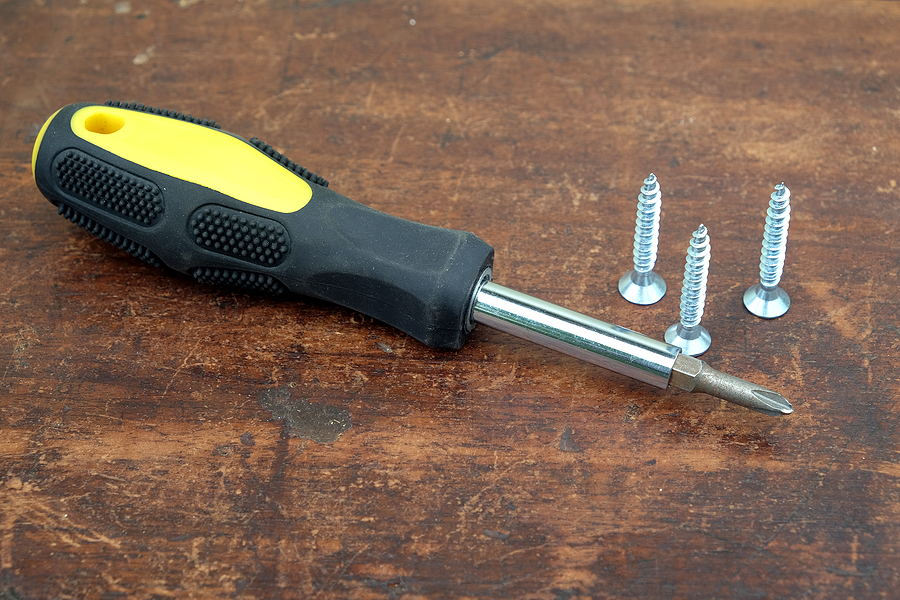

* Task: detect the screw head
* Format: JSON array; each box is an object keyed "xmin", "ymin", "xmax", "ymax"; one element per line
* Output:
[
  {"xmin": 665, "ymin": 323, "xmax": 711, "ymax": 356},
  {"xmin": 618, "ymin": 270, "xmax": 666, "ymax": 305},
  {"xmin": 743, "ymin": 283, "xmax": 790, "ymax": 318}
]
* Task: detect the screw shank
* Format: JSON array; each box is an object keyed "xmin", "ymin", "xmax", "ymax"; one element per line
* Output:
[{"xmin": 759, "ymin": 183, "xmax": 791, "ymax": 288}]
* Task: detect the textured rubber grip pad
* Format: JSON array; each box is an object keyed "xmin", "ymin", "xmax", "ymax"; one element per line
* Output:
[
  {"xmin": 54, "ymin": 149, "xmax": 163, "ymax": 226},
  {"xmin": 192, "ymin": 267, "xmax": 285, "ymax": 294},
  {"xmin": 189, "ymin": 205, "xmax": 290, "ymax": 267},
  {"xmin": 57, "ymin": 203, "xmax": 162, "ymax": 266}
]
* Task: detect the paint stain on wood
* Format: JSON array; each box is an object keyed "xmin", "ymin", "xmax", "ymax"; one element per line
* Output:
[
  {"xmin": 483, "ymin": 529, "xmax": 510, "ymax": 541},
  {"xmin": 259, "ymin": 385, "xmax": 352, "ymax": 443},
  {"xmin": 559, "ymin": 425, "xmax": 582, "ymax": 453}
]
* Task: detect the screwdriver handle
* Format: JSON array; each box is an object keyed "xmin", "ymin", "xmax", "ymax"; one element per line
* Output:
[{"xmin": 32, "ymin": 102, "xmax": 494, "ymax": 349}]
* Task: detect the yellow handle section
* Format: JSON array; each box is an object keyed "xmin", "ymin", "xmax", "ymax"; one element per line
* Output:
[
  {"xmin": 32, "ymin": 107, "xmax": 62, "ymax": 181},
  {"xmin": 67, "ymin": 105, "xmax": 312, "ymax": 214}
]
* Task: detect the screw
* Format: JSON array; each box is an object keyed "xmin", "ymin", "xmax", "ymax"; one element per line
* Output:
[
  {"xmin": 619, "ymin": 173, "xmax": 666, "ymax": 304},
  {"xmin": 743, "ymin": 183, "xmax": 791, "ymax": 318},
  {"xmin": 665, "ymin": 224, "xmax": 712, "ymax": 356}
]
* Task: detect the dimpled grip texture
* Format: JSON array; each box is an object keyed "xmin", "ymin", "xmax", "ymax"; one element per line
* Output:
[
  {"xmin": 189, "ymin": 205, "xmax": 290, "ymax": 267},
  {"xmin": 54, "ymin": 150, "xmax": 163, "ymax": 226},
  {"xmin": 57, "ymin": 203, "xmax": 162, "ymax": 266},
  {"xmin": 193, "ymin": 267, "xmax": 285, "ymax": 294}
]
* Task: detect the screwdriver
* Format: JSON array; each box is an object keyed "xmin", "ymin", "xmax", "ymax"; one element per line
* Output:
[{"xmin": 32, "ymin": 101, "xmax": 793, "ymax": 416}]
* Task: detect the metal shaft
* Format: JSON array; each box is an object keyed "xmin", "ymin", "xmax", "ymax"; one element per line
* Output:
[{"xmin": 471, "ymin": 282, "xmax": 680, "ymax": 389}]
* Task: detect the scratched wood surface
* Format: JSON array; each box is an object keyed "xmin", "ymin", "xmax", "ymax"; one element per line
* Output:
[{"xmin": 1, "ymin": 0, "xmax": 899, "ymax": 598}]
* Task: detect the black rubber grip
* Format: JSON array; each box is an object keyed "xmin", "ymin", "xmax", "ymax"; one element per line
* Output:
[
  {"xmin": 54, "ymin": 149, "xmax": 164, "ymax": 226},
  {"xmin": 33, "ymin": 102, "xmax": 494, "ymax": 350}
]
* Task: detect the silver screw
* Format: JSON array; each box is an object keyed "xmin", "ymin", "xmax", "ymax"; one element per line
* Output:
[
  {"xmin": 619, "ymin": 173, "xmax": 666, "ymax": 305},
  {"xmin": 665, "ymin": 224, "xmax": 711, "ymax": 356},
  {"xmin": 743, "ymin": 183, "xmax": 791, "ymax": 318}
]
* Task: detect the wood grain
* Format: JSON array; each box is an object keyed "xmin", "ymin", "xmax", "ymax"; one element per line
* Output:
[{"xmin": 1, "ymin": 0, "xmax": 899, "ymax": 598}]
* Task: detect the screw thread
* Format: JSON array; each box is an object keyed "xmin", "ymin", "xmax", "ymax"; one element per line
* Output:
[
  {"xmin": 758, "ymin": 183, "xmax": 791, "ymax": 288},
  {"xmin": 679, "ymin": 224, "xmax": 710, "ymax": 329},
  {"xmin": 632, "ymin": 173, "xmax": 662, "ymax": 273}
]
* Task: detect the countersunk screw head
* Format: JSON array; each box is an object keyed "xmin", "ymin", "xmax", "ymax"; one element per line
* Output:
[
  {"xmin": 743, "ymin": 283, "xmax": 791, "ymax": 319},
  {"xmin": 619, "ymin": 270, "xmax": 666, "ymax": 305},
  {"xmin": 665, "ymin": 322, "xmax": 711, "ymax": 357}
]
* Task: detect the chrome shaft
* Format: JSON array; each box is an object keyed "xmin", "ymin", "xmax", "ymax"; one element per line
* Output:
[
  {"xmin": 470, "ymin": 281, "xmax": 793, "ymax": 415},
  {"xmin": 471, "ymin": 282, "xmax": 680, "ymax": 389}
]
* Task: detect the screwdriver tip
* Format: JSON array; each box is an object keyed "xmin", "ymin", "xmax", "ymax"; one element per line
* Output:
[
  {"xmin": 670, "ymin": 353, "xmax": 793, "ymax": 416},
  {"xmin": 750, "ymin": 389, "xmax": 794, "ymax": 416}
]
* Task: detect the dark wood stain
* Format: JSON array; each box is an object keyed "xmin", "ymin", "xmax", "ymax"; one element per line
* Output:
[{"xmin": 259, "ymin": 385, "xmax": 353, "ymax": 443}]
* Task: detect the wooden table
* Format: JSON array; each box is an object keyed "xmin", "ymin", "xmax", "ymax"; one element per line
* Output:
[{"xmin": 2, "ymin": 1, "xmax": 899, "ymax": 598}]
